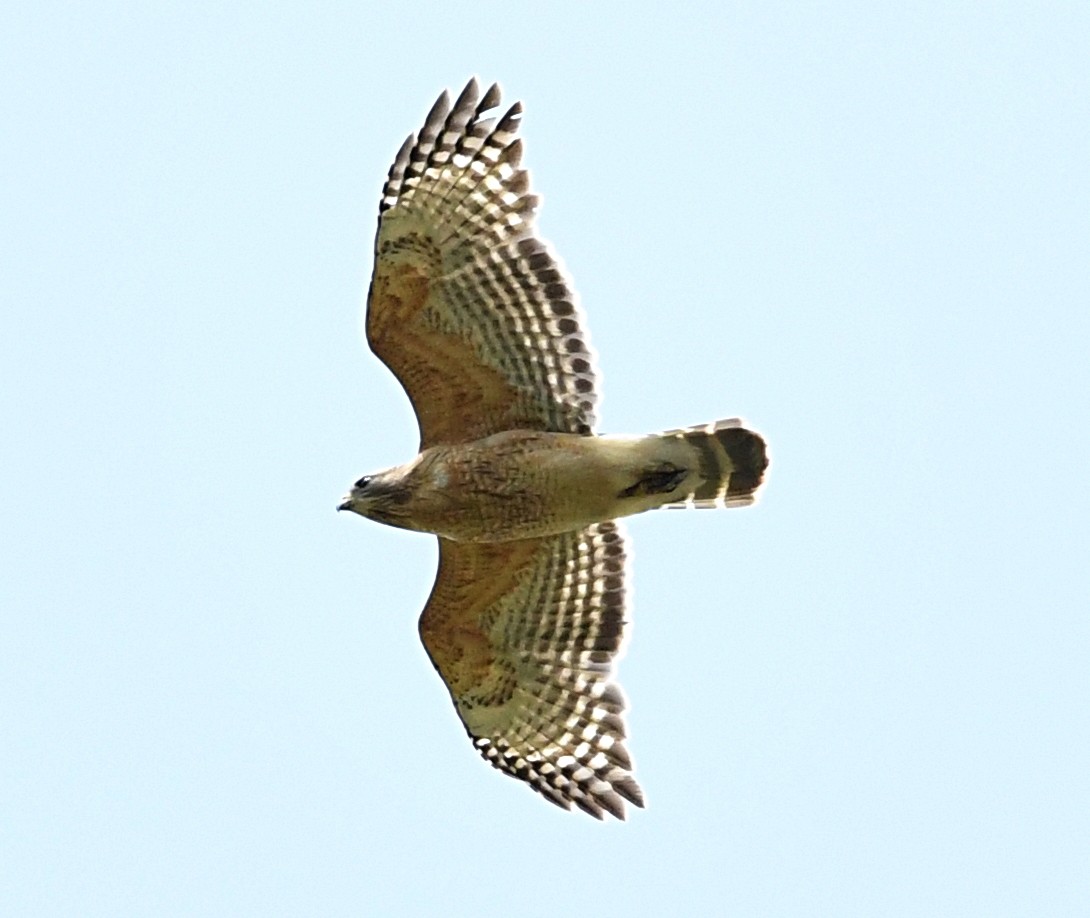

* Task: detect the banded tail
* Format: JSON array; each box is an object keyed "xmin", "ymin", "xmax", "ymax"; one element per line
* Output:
[{"xmin": 658, "ymin": 418, "xmax": 768, "ymax": 509}]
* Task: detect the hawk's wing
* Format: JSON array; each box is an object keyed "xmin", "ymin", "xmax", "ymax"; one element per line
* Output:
[
  {"xmin": 418, "ymin": 521, "xmax": 644, "ymax": 819},
  {"xmin": 366, "ymin": 79, "xmax": 599, "ymax": 450}
]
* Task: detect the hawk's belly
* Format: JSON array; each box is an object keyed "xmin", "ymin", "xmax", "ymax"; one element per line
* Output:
[{"xmin": 402, "ymin": 430, "xmax": 665, "ymax": 543}]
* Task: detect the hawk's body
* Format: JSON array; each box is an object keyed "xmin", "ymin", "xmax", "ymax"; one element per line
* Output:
[
  {"xmin": 341, "ymin": 79, "xmax": 768, "ymax": 819},
  {"xmin": 363, "ymin": 427, "xmax": 762, "ymax": 543}
]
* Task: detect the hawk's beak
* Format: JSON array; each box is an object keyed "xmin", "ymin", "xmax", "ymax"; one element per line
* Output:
[{"xmin": 337, "ymin": 498, "xmax": 353, "ymax": 512}]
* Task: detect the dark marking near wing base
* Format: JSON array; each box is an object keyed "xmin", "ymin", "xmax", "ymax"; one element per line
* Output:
[{"xmin": 619, "ymin": 464, "xmax": 687, "ymax": 499}]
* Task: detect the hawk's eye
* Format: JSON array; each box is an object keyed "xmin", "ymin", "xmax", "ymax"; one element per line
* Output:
[{"xmin": 355, "ymin": 475, "xmax": 373, "ymax": 490}]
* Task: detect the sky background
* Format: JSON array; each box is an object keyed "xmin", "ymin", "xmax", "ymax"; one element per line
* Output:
[{"xmin": 3, "ymin": 3, "xmax": 1089, "ymax": 916}]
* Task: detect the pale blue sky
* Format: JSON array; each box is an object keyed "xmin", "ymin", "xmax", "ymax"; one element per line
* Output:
[{"xmin": 3, "ymin": 3, "xmax": 1088, "ymax": 916}]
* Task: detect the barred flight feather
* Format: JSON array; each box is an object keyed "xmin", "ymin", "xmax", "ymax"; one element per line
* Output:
[
  {"xmin": 419, "ymin": 521, "xmax": 644, "ymax": 820},
  {"xmin": 368, "ymin": 78, "xmax": 598, "ymax": 448}
]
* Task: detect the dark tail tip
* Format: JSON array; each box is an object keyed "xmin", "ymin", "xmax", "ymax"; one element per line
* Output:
[{"xmin": 717, "ymin": 426, "xmax": 769, "ymax": 500}]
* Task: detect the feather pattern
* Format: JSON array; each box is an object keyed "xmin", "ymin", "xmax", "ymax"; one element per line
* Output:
[
  {"xmin": 419, "ymin": 521, "xmax": 644, "ymax": 819},
  {"xmin": 367, "ymin": 78, "xmax": 599, "ymax": 449}
]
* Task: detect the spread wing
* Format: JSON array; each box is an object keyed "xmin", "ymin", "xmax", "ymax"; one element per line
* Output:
[
  {"xmin": 418, "ymin": 521, "xmax": 644, "ymax": 820},
  {"xmin": 366, "ymin": 78, "xmax": 599, "ymax": 450}
]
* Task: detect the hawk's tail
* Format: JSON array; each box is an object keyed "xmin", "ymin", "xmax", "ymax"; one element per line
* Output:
[{"xmin": 656, "ymin": 418, "xmax": 768, "ymax": 509}]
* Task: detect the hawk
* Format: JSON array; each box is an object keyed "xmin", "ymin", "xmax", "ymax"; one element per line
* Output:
[{"xmin": 340, "ymin": 79, "xmax": 768, "ymax": 819}]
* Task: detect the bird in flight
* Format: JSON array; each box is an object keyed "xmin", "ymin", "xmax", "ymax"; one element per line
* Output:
[{"xmin": 340, "ymin": 79, "xmax": 768, "ymax": 819}]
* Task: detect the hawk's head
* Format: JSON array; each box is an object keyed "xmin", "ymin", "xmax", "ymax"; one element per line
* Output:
[{"xmin": 337, "ymin": 470, "xmax": 412, "ymax": 528}]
